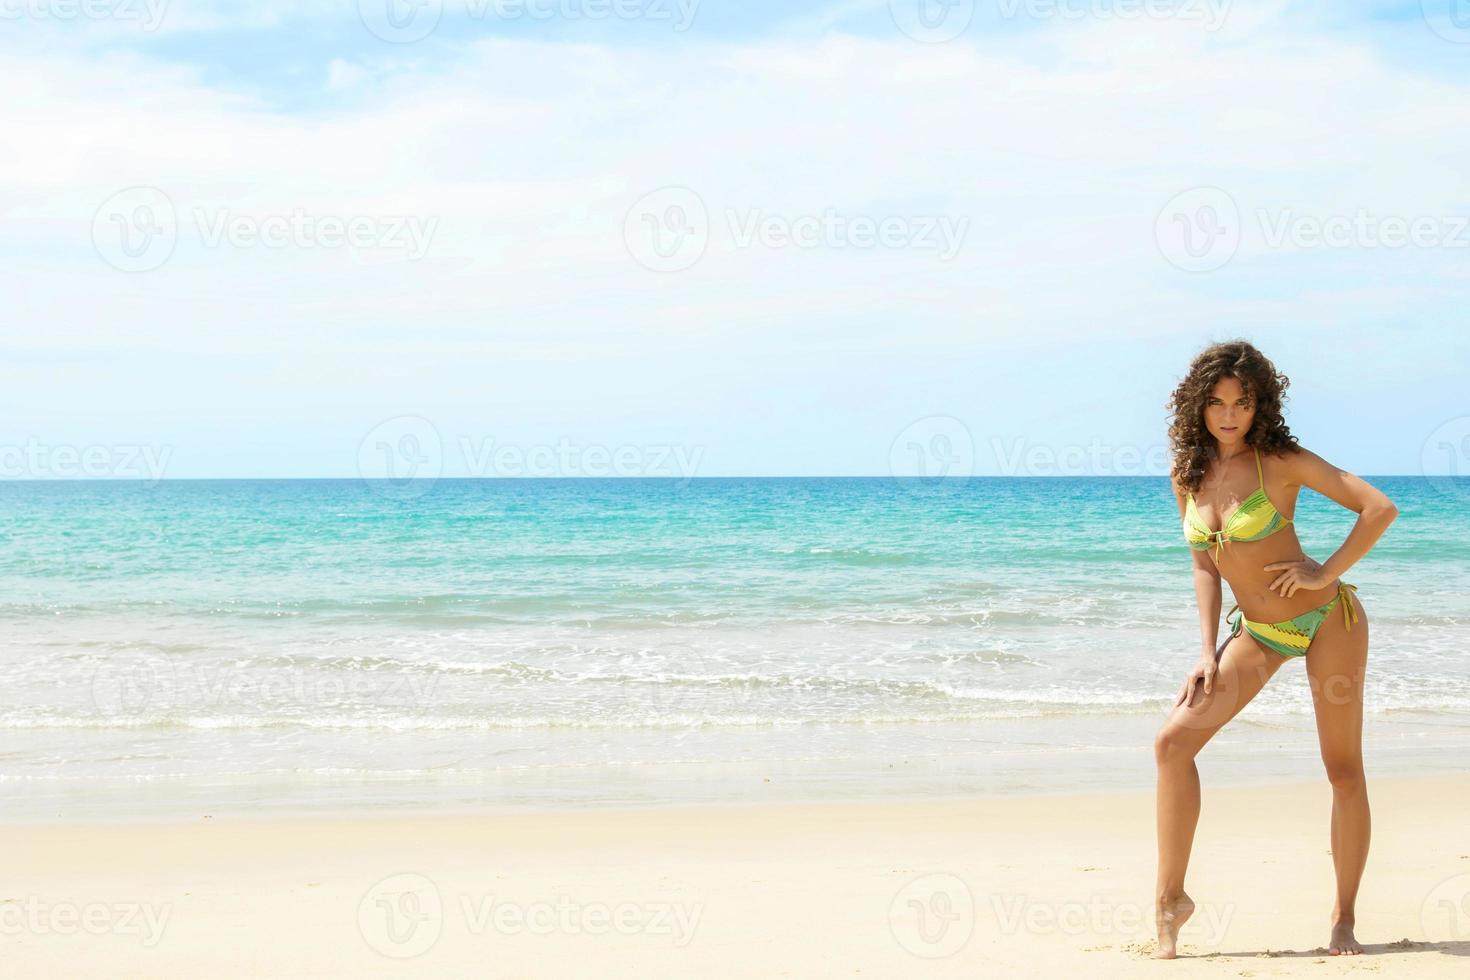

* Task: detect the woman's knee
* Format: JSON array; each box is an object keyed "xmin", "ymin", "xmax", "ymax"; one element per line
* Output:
[
  {"xmin": 1154, "ymin": 723, "xmax": 1201, "ymax": 768},
  {"xmin": 1321, "ymin": 755, "xmax": 1366, "ymax": 789}
]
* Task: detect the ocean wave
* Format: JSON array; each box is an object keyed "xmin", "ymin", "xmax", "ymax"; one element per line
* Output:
[
  {"xmin": 0, "ymin": 706, "xmax": 1157, "ymax": 732},
  {"xmin": 791, "ymin": 547, "xmax": 923, "ymax": 566}
]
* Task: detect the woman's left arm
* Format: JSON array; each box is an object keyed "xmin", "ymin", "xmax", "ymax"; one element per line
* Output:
[{"xmin": 1268, "ymin": 448, "xmax": 1399, "ymax": 592}]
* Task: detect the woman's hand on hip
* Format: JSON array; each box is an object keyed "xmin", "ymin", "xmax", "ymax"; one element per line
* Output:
[{"xmin": 1262, "ymin": 556, "xmax": 1328, "ymax": 597}]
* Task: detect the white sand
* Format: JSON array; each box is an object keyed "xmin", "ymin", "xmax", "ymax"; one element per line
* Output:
[{"xmin": 5, "ymin": 773, "xmax": 1469, "ymax": 977}]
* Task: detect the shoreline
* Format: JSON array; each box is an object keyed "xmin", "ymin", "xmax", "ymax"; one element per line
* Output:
[
  {"xmin": 5, "ymin": 717, "xmax": 1463, "ymax": 826},
  {"xmin": 0, "ymin": 768, "xmax": 1358, "ymax": 829},
  {"xmin": 3, "ymin": 764, "xmax": 1457, "ymax": 829},
  {"xmin": 7, "ymin": 772, "xmax": 1468, "ymax": 977}
]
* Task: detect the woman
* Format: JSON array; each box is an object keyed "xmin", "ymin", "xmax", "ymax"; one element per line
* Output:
[{"xmin": 1153, "ymin": 340, "xmax": 1398, "ymax": 959}]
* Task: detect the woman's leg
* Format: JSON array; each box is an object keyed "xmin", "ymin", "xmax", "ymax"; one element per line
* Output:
[
  {"xmin": 1153, "ymin": 627, "xmax": 1288, "ymax": 958},
  {"xmin": 1304, "ymin": 590, "xmax": 1371, "ymax": 955}
]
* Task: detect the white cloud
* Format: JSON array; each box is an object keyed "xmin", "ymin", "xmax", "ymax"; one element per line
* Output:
[{"xmin": 0, "ymin": 10, "xmax": 1465, "ymax": 472}]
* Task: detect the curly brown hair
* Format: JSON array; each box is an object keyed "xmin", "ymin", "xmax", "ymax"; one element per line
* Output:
[{"xmin": 1166, "ymin": 340, "xmax": 1300, "ymax": 494}]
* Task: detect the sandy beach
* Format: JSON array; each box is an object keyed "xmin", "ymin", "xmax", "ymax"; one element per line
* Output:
[{"xmin": 6, "ymin": 772, "xmax": 1468, "ymax": 978}]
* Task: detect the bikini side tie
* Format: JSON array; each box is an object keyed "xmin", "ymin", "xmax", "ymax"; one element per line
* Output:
[{"xmin": 1339, "ymin": 582, "xmax": 1359, "ymax": 631}]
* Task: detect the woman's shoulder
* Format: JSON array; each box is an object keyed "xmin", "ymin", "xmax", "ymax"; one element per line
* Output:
[
  {"xmin": 1258, "ymin": 441, "xmax": 1305, "ymax": 460},
  {"xmin": 1259, "ymin": 441, "xmax": 1314, "ymax": 490}
]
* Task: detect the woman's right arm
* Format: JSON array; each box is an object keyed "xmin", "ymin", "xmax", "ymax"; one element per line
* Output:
[{"xmin": 1173, "ymin": 479, "xmax": 1223, "ymax": 662}]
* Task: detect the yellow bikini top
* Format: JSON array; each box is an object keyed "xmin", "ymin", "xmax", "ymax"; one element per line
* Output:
[{"xmin": 1183, "ymin": 446, "xmax": 1293, "ymax": 561}]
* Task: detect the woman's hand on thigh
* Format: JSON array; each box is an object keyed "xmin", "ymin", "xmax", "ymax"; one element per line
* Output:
[{"xmin": 1176, "ymin": 655, "xmax": 1219, "ymax": 708}]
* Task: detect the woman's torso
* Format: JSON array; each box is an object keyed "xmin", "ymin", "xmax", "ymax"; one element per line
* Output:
[{"xmin": 1186, "ymin": 448, "xmax": 1341, "ymax": 622}]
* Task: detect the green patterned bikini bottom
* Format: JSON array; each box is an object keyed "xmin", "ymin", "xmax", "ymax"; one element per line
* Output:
[{"xmin": 1227, "ymin": 582, "xmax": 1359, "ymax": 659}]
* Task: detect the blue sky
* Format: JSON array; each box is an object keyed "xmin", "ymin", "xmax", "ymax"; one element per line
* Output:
[{"xmin": 2, "ymin": 0, "xmax": 1468, "ymax": 479}]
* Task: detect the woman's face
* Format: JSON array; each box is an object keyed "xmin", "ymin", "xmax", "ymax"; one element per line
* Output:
[{"xmin": 1203, "ymin": 376, "xmax": 1255, "ymax": 450}]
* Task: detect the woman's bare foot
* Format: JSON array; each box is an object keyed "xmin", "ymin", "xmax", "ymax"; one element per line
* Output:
[
  {"xmin": 1328, "ymin": 916, "xmax": 1363, "ymax": 955},
  {"xmin": 1153, "ymin": 891, "xmax": 1195, "ymax": 959}
]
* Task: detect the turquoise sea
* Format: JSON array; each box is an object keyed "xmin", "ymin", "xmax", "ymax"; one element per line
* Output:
[{"xmin": 1, "ymin": 476, "xmax": 1465, "ymax": 819}]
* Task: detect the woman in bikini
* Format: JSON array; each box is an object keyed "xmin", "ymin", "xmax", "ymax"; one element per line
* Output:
[{"xmin": 1153, "ymin": 340, "xmax": 1398, "ymax": 959}]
